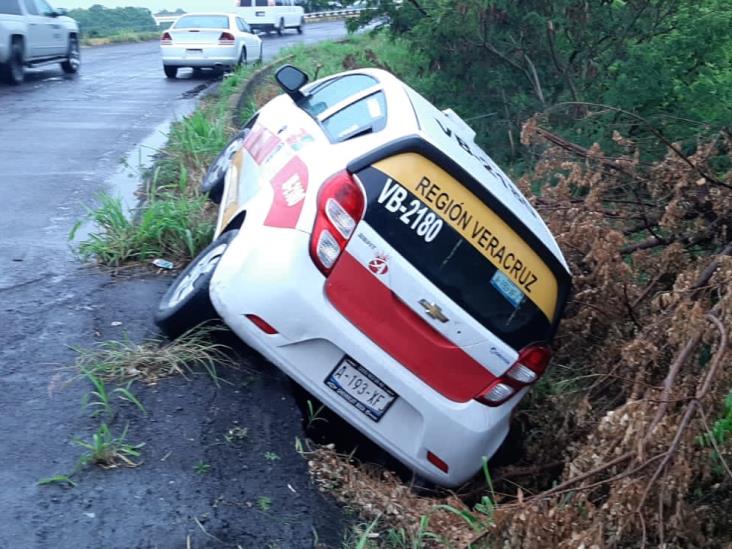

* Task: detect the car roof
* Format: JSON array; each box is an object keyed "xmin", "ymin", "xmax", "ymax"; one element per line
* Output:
[
  {"xmin": 174, "ymin": 13, "xmax": 236, "ymax": 19},
  {"xmin": 315, "ymin": 68, "xmax": 569, "ymax": 270}
]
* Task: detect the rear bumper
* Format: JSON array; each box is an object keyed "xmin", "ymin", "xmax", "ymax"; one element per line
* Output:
[
  {"xmin": 161, "ymin": 45, "xmax": 238, "ymax": 67},
  {"xmin": 210, "ymin": 223, "xmax": 519, "ymax": 486}
]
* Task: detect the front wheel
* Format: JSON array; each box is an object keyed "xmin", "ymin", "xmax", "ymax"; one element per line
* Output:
[
  {"xmin": 200, "ymin": 128, "xmax": 250, "ymax": 203},
  {"xmin": 237, "ymin": 47, "xmax": 247, "ymax": 67},
  {"xmin": 155, "ymin": 230, "xmax": 239, "ymax": 338},
  {"xmin": 276, "ymin": 18, "xmax": 284, "ymax": 36},
  {"xmin": 0, "ymin": 41, "xmax": 24, "ymax": 85},
  {"xmin": 163, "ymin": 65, "xmax": 178, "ymax": 79},
  {"xmin": 61, "ymin": 36, "xmax": 80, "ymax": 74}
]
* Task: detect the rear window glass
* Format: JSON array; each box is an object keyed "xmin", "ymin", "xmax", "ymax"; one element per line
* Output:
[
  {"xmin": 0, "ymin": 0, "xmax": 22, "ymax": 14},
  {"xmin": 356, "ymin": 155, "xmax": 564, "ymax": 350},
  {"xmin": 174, "ymin": 15, "xmax": 230, "ymax": 29}
]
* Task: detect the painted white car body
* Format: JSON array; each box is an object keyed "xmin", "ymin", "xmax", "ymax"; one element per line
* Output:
[
  {"xmin": 160, "ymin": 13, "xmax": 262, "ymax": 74},
  {"xmin": 201, "ymin": 68, "xmax": 571, "ymax": 486},
  {"xmin": 234, "ymin": 0, "xmax": 304, "ymax": 34}
]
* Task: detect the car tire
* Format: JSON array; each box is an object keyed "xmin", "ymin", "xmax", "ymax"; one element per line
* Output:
[
  {"xmin": 60, "ymin": 35, "xmax": 81, "ymax": 74},
  {"xmin": 155, "ymin": 230, "xmax": 239, "ymax": 338},
  {"xmin": 257, "ymin": 44, "xmax": 263, "ymax": 65},
  {"xmin": 200, "ymin": 128, "xmax": 250, "ymax": 203},
  {"xmin": 0, "ymin": 40, "xmax": 24, "ymax": 85},
  {"xmin": 296, "ymin": 18, "xmax": 304, "ymax": 34},
  {"xmin": 276, "ymin": 18, "xmax": 284, "ymax": 36},
  {"xmin": 237, "ymin": 47, "xmax": 247, "ymax": 67},
  {"xmin": 164, "ymin": 65, "xmax": 178, "ymax": 79}
]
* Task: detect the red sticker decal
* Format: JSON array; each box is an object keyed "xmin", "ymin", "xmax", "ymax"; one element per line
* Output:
[
  {"xmin": 264, "ymin": 156, "xmax": 309, "ymax": 228},
  {"xmin": 368, "ymin": 254, "xmax": 389, "ymax": 276},
  {"xmin": 244, "ymin": 126, "xmax": 280, "ymax": 165}
]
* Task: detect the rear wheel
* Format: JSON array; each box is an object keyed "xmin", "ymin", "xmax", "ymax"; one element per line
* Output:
[
  {"xmin": 0, "ymin": 40, "xmax": 24, "ymax": 85},
  {"xmin": 276, "ymin": 18, "xmax": 284, "ymax": 36},
  {"xmin": 60, "ymin": 35, "xmax": 80, "ymax": 74},
  {"xmin": 155, "ymin": 230, "xmax": 239, "ymax": 338},
  {"xmin": 163, "ymin": 65, "xmax": 178, "ymax": 79},
  {"xmin": 296, "ymin": 18, "xmax": 304, "ymax": 34}
]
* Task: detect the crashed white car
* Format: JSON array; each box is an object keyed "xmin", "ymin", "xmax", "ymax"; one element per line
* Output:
[{"xmin": 155, "ymin": 65, "xmax": 572, "ymax": 486}]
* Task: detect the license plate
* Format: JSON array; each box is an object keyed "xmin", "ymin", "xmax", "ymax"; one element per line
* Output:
[
  {"xmin": 186, "ymin": 49, "xmax": 203, "ymax": 57},
  {"xmin": 256, "ymin": 11, "xmax": 265, "ymax": 16},
  {"xmin": 326, "ymin": 357, "xmax": 397, "ymax": 422}
]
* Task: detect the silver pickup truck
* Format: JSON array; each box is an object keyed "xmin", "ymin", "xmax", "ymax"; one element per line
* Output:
[{"xmin": 0, "ymin": 0, "xmax": 80, "ymax": 84}]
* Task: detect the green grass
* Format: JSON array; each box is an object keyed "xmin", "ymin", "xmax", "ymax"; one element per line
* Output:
[
  {"xmin": 82, "ymin": 31, "xmax": 161, "ymax": 47},
  {"xmin": 194, "ymin": 461, "xmax": 212, "ymax": 474},
  {"xmin": 74, "ymin": 64, "xmax": 256, "ymax": 267},
  {"xmin": 257, "ymin": 496, "xmax": 273, "ymax": 512},
  {"xmin": 72, "ymin": 326, "xmax": 237, "ymax": 385},
  {"xmin": 264, "ymin": 451, "xmax": 281, "ymax": 462},
  {"xmin": 74, "ymin": 423, "xmax": 144, "ymax": 468},
  {"xmin": 347, "ymin": 516, "xmax": 441, "ymax": 549},
  {"xmin": 82, "ymin": 369, "xmax": 146, "ymax": 417},
  {"xmin": 72, "ymin": 191, "xmax": 215, "ymax": 266}
]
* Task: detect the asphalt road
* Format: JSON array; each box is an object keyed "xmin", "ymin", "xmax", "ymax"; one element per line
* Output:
[{"xmin": 0, "ymin": 22, "xmax": 350, "ymax": 549}]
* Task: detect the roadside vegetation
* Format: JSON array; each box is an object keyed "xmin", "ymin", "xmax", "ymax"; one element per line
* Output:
[
  {"xmin": 73, "ymin": 4, "xmax": 731, "ymax": 544},
  {"xmin": 73, "ymin": 66, "xmax": 256, "ymax": 267},
  {"xmin": 68, "ymin": 5, "xmax": 160, "ymax": 45},
  {"xmin": 81, "ymin": 31, "xmax": 161, "ymax": 48}
]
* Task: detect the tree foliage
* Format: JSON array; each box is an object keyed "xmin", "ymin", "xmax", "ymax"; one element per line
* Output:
[
  {"xmin": 350, "ymin": 0, "xmax": 732, "ymax": 163},
  {"xmin": 68, "ymin": 5, "xmax": 158, "ymax": 38}
]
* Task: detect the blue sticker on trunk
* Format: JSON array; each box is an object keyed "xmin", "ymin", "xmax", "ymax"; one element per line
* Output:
[{"xmin": 491, "ymin": 270, "xmax": 525, "ymax": 308}]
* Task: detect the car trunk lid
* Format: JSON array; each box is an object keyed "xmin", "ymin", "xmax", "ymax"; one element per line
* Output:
[{"xmin": 325, "ymin": 151, "xmax": 569, "ymax": 403}]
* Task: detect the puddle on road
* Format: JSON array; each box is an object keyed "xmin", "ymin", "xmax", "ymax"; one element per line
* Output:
[
  {"xmin": 71, "ymin": 93, "xmax": 203, "ymax": 244},
  {"xmin": 111, "ymin": 97, "xmax": 199, "ymax": 214}
]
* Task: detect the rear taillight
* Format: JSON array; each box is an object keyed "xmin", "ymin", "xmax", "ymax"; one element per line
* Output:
[
  {"xmin": 476, "ymin": 344, "xmax": 551, "ymax": 406},
  {"xmin": 219, "ymin": 32, "xmax": 236, "ymax": 45},
  {"xmin": 161, "ymin": 32, "xmax": 172, "ymax": 45},
  {"xmin": 309, "ymin": 171, "xmax": 365, "ymax": 276}
]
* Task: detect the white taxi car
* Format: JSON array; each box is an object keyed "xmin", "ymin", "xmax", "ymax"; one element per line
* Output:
[
  {"xmin": 155, "ymin": 65, "xmax": 572, "ymax": 486},
  {"xmin": 160, "ymin": 13, "xmax": 262, "ymax": 78}
]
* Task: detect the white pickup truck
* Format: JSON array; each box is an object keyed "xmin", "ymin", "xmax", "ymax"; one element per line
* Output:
[{"xmin": 0, "ymin": 0, "xmax": 80, "ymax": 84}]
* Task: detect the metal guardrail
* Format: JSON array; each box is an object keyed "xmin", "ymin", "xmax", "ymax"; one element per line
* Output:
[
  {"xmin": 154, "ymin": 8, "xmax": 365, "ymax": 27},
  {"xmin": 304, "ymin": 8, "xmax": 366, "ymax": 19}
]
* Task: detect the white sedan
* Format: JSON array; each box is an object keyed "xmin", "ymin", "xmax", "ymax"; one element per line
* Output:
[
  {"xmin": 156, "ymin": 65, "xmax": 571, "ymax": 486},
  {"xmin": 160, "ymin": 13, "xmax": 262, "ymax": 79}
]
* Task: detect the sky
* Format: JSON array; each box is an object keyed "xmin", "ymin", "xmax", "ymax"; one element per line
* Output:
[{"xmin": 61, "ymin": 1, "xmax": 240, "ymax": 12}]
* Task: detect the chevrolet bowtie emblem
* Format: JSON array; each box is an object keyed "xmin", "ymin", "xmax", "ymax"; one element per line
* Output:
[{"xmin": 419, "ymin": 299, "xmax": 449, "ymax": 323}]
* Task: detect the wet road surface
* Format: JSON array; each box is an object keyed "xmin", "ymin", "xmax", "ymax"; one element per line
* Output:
[{"xmin": 0, "ymin": 21, "xmax": 349, "ymax": 548}]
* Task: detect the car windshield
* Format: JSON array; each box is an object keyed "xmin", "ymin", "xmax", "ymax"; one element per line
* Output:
[
  {"xmin": 0, "ymin": 0, "xmax": 22, "ymax": 15},
  {"xmin": 174, "ymin": 15, "xmax": 230, "ymax": 29}
]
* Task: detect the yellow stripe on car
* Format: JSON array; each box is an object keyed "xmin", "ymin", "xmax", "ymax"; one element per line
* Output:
[{"xmin": 373, "ymin": 153, "xmax": 558, "ymax": 320}]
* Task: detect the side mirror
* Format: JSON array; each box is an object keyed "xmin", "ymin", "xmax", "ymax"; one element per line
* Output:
[
  {"xmin": 275, "ymin": 64, "xmax": 309, "ymax": 101},
  {"xmin": 51, "ymin": 8, "xmax": 67, "ymax": 17}
]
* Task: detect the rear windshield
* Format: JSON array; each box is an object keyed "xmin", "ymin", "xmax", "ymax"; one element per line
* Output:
[
  {"xmin": 356, "ymin": 154, "xmax": 565, "ymax": 350},
  {"xmin": 0, "ymin": 0, "xmax": 21, "ymax": 15},
  {"xmin": 174, "ymin": 15, "xmax": 230, "ymax": 29}
]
